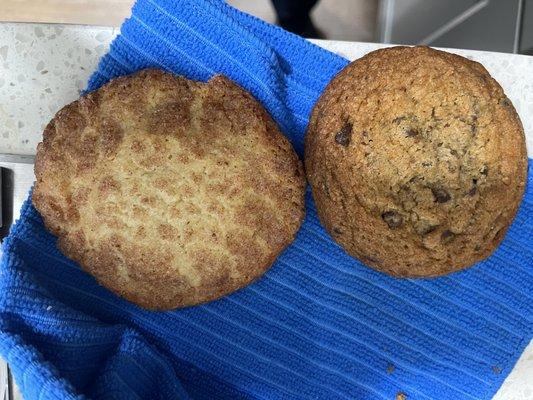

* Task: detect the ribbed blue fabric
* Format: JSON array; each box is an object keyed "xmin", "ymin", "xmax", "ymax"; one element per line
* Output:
[{"xmin": 1, "ymin": 0, "xmax": 532, "ymax": 399}]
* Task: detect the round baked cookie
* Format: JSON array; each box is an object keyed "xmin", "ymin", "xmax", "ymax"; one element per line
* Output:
[
  {"xmin": 33, "ymin": 69, "xmax": 305, "ymax": 309},
  {"xmin": 305, "ymin": 46, "xmax": 527, "ymax": 277}
]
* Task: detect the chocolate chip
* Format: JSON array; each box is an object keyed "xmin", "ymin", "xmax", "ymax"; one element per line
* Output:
[
  {"xmin": 469, "ymin": 179, "xmax": 478, "ymax": 196},
  {"xmin": 432, "ymin": 187, "xmax": 451, "ymax": 203},
  {"xmin": 441, "ymin": 230, "xmax": 455, "ymax": 243},
  {"xmin": 480, "ymin": 166, "xmax": 488, "ymax": 176},
  {"xmin": 450, "ymin": 149, "xmax": 458, "ymax": 156},
  {"xmin": 405, "ymin": 128, "xmax": 418, "ymax": 137},
  {"xmin": 333, "ymin": 227, "xmax": 342, "ymax": 234},
  {"xmin": 382, "ymin": 211, "xmax": 403, "ymax": 229},
  {"xmin": 474, "ymin": 244, "xmax": 481, "ymax": 251},
  {"xmin": 335, "ymin": 122, "xmax": 352, "ymax": 146},
  {"xmin": 421, "ymin": 161, "xmax": 432, "ymax": 167}
]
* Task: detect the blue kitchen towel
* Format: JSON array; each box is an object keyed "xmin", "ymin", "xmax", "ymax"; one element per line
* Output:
[{"xmin": 1, "ymin": 0, "xmax": 532, "ymax": 399}]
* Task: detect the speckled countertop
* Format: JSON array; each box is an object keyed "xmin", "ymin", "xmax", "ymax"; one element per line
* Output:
[
  {"xmin": 0, "ymin": 23, "xmax": 117, "ymax": 154},
  {"xmin": 0, "ymin": 22, "xmax": 531, "ymax": 400}
]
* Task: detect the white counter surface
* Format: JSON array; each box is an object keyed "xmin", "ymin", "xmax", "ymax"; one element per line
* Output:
[{"xmin": 0, "ymin": 22, "xmax": 531, "ymax": 400}]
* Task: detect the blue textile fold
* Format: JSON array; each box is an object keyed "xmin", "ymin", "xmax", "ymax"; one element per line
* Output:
[{"xmin": 1, "ymin": 0, "xmax": 532, "ymax": 399}]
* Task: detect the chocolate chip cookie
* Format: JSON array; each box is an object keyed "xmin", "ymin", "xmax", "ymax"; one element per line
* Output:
[
  {"xmin": 305, "ymin": 46, "xmax": 527, "ymax": 277},
  {"xmin": 33, "ymin": 69, "xmax": 306, "ymax": 309}
]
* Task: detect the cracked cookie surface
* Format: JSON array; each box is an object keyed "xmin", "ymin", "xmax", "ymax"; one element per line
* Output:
[
  {"xmin": 33, "ymin": 69, "xmax": 306, "ymax": 308},
  {"xmin": 305, "ymin": 46, "xmax": 527, "ymax": 277}
]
